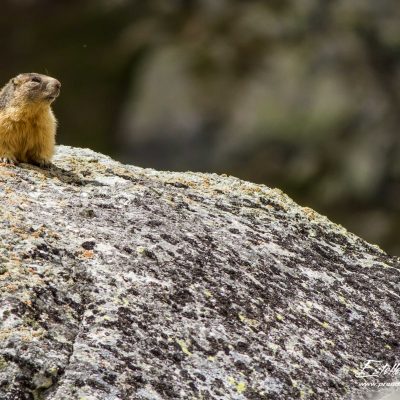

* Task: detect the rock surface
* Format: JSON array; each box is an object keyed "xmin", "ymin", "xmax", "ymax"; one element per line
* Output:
[{"xmin": 0, "ymin": 146, "xmax": 399, "ymax": 400}]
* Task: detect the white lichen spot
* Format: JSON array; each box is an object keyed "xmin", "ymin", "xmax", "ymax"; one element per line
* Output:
[{"xmin": 268, "ymin": 342, "xmax": 279, "ymax": 352}]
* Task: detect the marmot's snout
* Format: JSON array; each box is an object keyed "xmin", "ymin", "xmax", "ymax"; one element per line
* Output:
[{"xmin": 46, "ymin": 79, "xmax": 61, "ymax": 102}]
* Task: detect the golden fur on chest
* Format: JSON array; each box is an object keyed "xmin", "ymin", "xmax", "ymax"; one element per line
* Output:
[{"xmin": 0, "ymin": 105, "xmax": 56, "ymax": 163}]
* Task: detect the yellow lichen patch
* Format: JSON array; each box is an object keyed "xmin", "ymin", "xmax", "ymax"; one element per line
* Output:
[
  {"xmin": 136, "ymin": 246, "xmax": 146, "ymax": 255},
  {"xmin": 204, "ymin": 289, "xmax": 212, "ymax": 298},
  {"xmin": 320, "ymin": 321, "xmax": 329, "ymax": 329},
  {"xmin": 176, "ymin": 339, "xmax": 192, "ymax": 356},
  {"xmin": 236, "ymin": 382, "xmax": 246, "ymax": 394},
  {"xmin": 31, "ymin": 329, "xmax": 45, "ymax": 338},
  {"xmin": 238, "ymin": 313, "xmax": 259, "ymax": 327},
  {"xmin": 300, "ymin": 387, "xmax": 315, "ymax": 398},
  {"xmin": 350, "ymin": 368, "xmax": 359, "ymax": 375},
  {"xmin": 202, "ymin": 178, "xmax": 211, "ymax": 187},
  {"xmin": 276, "ymin": 313, "xmax": 284, "ymax": 321},
  {"xmin": 0, "ymin": 327, "xmax": 45, "ymax": 342},
  {"xmin": 302, "ymin": 207, "xmax": 318, "ymax": 221},
  {"xmin": 227, "ymin": 376, "xmax": 246, "ymax": 394},
  {"xmin": 30, "ymin": 231, "xmax": 41, "ymax": 238},
  {"xmin": 338, "ymin": 295, "xmax": 347, "ymax": 305}
]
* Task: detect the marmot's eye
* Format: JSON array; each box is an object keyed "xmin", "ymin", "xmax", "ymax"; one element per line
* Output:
[{"xmin": 31, "ymin": 77, "xmax": 41, "ymax": 83}]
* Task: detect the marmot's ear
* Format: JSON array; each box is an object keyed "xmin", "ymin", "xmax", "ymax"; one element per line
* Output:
[{"xmin": 11, "ymin": 78, "xmax": 16, "ymax": 85}]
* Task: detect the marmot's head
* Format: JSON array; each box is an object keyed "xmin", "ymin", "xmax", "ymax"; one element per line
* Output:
[{"xmin": 11, "ymin": 73, "xmax": 61, "ymax": 105}]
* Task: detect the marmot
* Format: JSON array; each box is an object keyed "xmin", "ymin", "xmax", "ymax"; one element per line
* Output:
[{"xmin": 0, "ymin": 72, "xmax": 61, "ymax": 166}]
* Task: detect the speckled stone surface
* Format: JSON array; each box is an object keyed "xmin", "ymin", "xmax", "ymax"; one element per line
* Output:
[{"xmin": 0, "ymin": 146, "xmax": 399, "ymax": 400}]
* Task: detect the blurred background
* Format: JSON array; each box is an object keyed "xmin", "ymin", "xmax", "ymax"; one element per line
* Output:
[{"xmin": 1, "ymin": 0, "xmax": 399, "ymax": 255}]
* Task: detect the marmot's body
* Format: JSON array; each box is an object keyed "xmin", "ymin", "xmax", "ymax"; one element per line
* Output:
[{"xmin": 0, "ymin": 73, "xmax": 61, "ymax": 166}]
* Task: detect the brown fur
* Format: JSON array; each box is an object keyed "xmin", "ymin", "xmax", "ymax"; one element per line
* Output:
[{"xmin": 0, "ymin": 73, "xmax": 61, "ymax": 166}]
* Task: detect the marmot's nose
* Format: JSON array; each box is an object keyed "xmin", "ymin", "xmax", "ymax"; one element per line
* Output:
[{"xmin": 53, "ymin": 80, "xmax": 61, "ymax": 89}]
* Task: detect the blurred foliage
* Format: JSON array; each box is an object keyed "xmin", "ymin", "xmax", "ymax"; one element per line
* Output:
[{"xmin": 1, "ymin": 0, "xmax": 399, "ymax": 254}]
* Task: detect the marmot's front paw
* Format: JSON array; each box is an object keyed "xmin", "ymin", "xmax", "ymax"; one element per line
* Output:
[
  {"xmin": 31, "ymin": 158, "xmax": 52, "ymax": 168},
  {"xmin": 0, "ymin": 156, "xmax": 18, "ymax": 165}
]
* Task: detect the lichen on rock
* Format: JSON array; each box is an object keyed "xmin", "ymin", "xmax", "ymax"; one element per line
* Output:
[{"xmin": 0, "ymin": 146, "xmax": 399, "ymax": 400}]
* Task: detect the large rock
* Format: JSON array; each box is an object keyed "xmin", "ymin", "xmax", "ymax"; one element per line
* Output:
[{"xmin": 0, "ymin": 146, "xmax": 398, "ymax": 400}]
